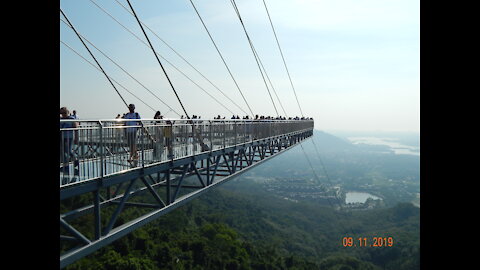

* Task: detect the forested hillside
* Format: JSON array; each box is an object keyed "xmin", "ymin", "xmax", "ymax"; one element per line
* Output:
[{"xmin": 65, "ymin": 187, "xmax": 419, "ymax": 270}]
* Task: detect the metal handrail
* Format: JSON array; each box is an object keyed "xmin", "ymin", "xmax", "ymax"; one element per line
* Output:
[{"xmin": 60, "ymin": 119, "xmax": 314, "ymax": 187}]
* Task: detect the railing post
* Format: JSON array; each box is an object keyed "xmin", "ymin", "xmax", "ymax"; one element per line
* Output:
[
  {"xmin": 223, "ymin": 121, "xmax": 226, "ymax": 148},
  {"xmin": 141, "ymin": 121, "xmax": 145, "ymax": 168},
  {"xmin": 234, "ymin": 121, "xmax": 237, "ymax": 146},
  {"xmin": 209, "ymin": 121, "xmax": 213, "ymax": 152},
  {"xmin": 191, "ymin": 122, "xmax": 195, "ymax": 155},
  {"xmin": 270, "ymin": 121, "xmax": 272, "ymax": 138},
  {"xmin": 99, "ymin": 121, "xmax": 104, "ymax": 179},
  {"xmin": 244, "ymin": 120, "xmax": 246, "ymax": 144},
  {"xmin": 170, "ymin": 121, "xmax": 174, "ymax": 161},
  {"xmin": 187, "ymin": 122, "xmax": 191, "ymax": 156}
]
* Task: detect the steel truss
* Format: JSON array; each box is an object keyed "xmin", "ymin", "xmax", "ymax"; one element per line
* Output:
[{"xmin": 60, "ymin": 129, "xmax": 312, "ymax": 268}]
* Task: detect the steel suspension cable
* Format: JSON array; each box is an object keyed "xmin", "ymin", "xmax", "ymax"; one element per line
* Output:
[
  {"xmin": 60, "ymin": 40, "xmax": 158, "ymax": 113},
  {"xmin": 110, "ymin": 0, "xmax": 248, "ymax": 116},
  {"xmin": 60, "ymin": 18, "xmax": 182, "ymax": 117},
  {"xmin": 262, "ymin": 0, "xmax": 304, "ymax": 117},
  {"xmin": 126, "ymin": 0, "xmax": 212, "ymax": 151},
  {"xmin": 60, "ymin": 8, "xmax": 129, "ymax": 109},
  {"xmin": 309, "ymin": 137, "xmax": 359, "ymax": 236},
  {"xmin": 125, "ymin": 0, "xmax": 191, "ymax": 119},
  {"xmin": 229, "ymin": 0, "xmax": 279, "ymax": 117},
  {"xmin": 89, "ymin": 0, "xmax": 240, "ymax": 116},
  {"xmin": 232, "ymin": 8, "xmax": 287, "ymax": 117},
  {"xmin": 253, "ymin": 45, "xmax": 288, "ymax": 117},
  {"xmin": 299, "ymin": 141, "xmax": 356, "ymax": 237},
  {"xmin": 188, "ymin": 0, "xmax": 254, "ymax": 117},
  {"xmin": 308, "ymin": 138, "xmax": 349, "ymax": 213}
]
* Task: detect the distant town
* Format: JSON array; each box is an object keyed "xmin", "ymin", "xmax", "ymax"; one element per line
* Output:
[{"xmin": 244, "ymin": 176, "xmax": 386, "ymax": 211}]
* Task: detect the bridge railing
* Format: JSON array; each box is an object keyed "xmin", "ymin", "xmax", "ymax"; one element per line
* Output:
[{"xmin": 60, "ymin": 119, "xmax": 313, "ymax": 187}]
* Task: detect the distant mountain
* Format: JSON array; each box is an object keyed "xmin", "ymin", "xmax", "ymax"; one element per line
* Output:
[
  {"xmin": 329, "ymin": 130, "xmax": 420, "ymax": 148},
  {"xmin": 285, "ymin": 130, "xmax": 394, "ymax": 155},
  {"xmin": 311, "ymin": 130, "xmax": 358, "ymax": 153},
  {"xmin": 271, "ymin": 130, "xmax": 393, "ymax": 163}
]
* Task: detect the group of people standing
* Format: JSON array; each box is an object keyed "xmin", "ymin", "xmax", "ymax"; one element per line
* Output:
[
  {"xmin": 212, "ymin": 114, "xmax": 313, "ymax": 121},
  {"xmin": 111, "ymin": 105, "xmax": 178, "ymax": 162},
  {"xmin": 60, "ymin": 103, "xmax": 313, "ymax": 181}
]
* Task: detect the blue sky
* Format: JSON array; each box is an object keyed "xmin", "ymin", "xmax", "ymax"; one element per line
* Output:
[{"xmin": 60, "ymin": 0, "xmax": 419, "ymax": 132}]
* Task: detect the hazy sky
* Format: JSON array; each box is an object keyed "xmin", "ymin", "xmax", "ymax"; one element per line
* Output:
[{"xmin": 60, "ymin": 0, "xmax": 419, "ymax": 132}]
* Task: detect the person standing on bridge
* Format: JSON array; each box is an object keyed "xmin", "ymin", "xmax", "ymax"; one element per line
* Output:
[
  {"xmin": 153, "ymin": 111, "xmax": 162, "ymax": 119},
  {"xmin": 71, "ymin": 110, "xmax": 79, "ymax": 119},
  {"xmin": 60, "ymin": 107, "xmax": 79, "ymax": 183},
  {"xmin": 123, "ymin": 104, "xmax": 141, "ymax": 162},
  {"xmin": 164, "ymin": 117, "xmax": 175, "ymax": 160},
  {"xmin": 153, "ymin": 111, "xmax": 164, "ymax": 161}
]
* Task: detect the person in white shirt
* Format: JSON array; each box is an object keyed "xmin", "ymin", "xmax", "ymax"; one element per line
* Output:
[{"xmin": 123, "ymin": 104, "xmax": 141, "ymax": 161}]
